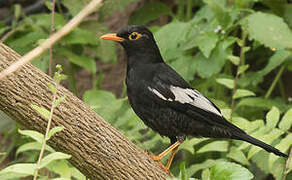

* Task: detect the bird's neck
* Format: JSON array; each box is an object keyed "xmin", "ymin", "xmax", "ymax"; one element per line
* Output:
[{"xmin": 125, "ymin": 46, "xmax": 164, "ymax": 68}]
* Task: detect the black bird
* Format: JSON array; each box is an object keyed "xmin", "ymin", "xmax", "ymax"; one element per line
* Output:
[{"xmin": 100, "ymin": 25, "xmax": 288, "ymax": 172}]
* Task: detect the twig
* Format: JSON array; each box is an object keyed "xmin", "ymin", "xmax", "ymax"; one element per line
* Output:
[
  {"xmin": 282, "ymin": 147, "xmax": 292, "ymax": 180},
  {"xmin": 227, "ymin": 27, "xmax": 248, "ymax": 153},
  {"xmin": 49, "ymin": 0, "xmax": 56, "ymax": 77},
  {"xmin": 0, "ymin": 0, "xmax": 103, "ymax": 80},
  {"xmin": 0, "ymin": 28, "xmax": 16, "ymax": 42},
  {"xmin": 186, "ymin": 0, "xmax": 192, "ymax": 21},
  {"xmin": 33, "ymin": 83, "xmax": 58, "ymax": 179},
  {"xmin": 265, "ymin": 65, "xmax": 285, "ymax": 99}
]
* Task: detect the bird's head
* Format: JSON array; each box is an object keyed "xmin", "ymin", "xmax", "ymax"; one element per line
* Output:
[{"xmin": 100, "ymin": 25, "xmax": 163, "ymax": 63}]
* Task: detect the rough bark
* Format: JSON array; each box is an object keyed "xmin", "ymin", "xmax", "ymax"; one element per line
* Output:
[{"xmin": 0, "ymin": 43, "xmax": 168, "ymax": 180}]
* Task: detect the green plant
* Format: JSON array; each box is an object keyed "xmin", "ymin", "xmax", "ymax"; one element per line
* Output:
[{"xmin": 0, "ymin": 65, "xmax": 85, "ymax": 179}]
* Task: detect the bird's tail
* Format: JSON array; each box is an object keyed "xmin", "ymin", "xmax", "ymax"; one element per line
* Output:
[{"xmin": 233, "ymin": 133, "xmax": 288, "ymax": 158}]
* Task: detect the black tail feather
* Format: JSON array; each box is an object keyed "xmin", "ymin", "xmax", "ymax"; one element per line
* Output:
[{"xmin": 233, "ymin": 133, "xmax": 288, "ymax": 158}]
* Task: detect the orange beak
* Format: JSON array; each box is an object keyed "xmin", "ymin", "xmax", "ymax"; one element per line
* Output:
[{"xmin": 100, "ymin": 33, "xmax": 124, "ymax": 42}]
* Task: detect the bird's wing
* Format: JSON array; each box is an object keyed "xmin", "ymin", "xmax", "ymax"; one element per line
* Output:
[{"xmin": 148, "ymin": 63, "xmax": 222, "ymax": 117}]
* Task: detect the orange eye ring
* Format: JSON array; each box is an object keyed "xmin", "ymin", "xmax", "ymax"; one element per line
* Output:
[{"xmin": 129, "ymin": 32, "xmax": 142, "ymax": 40}]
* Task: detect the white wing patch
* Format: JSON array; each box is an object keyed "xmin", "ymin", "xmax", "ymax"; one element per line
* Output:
[
  {"xmin": 148, "ymin": 86, "xmax": 222, "ymax": 117},
  {"xmin": 170, "ymin": 86, "xmax": 222, "ymax": 116},
  {"xmin": 148, "ymin": 87, "xmax": 172, "ymax": 101}
]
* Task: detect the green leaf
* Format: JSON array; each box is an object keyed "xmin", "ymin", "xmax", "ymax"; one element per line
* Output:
[
  {"xmin": 270, "ymin": 157, "xmax": 286, "ymax": 180},
  {"xmin": 40, "ymin": 152, "xmax": 71, "ymax": 169},
  {"xmin": 195, "ymin": 37, "xmax": 236, "ymax": 78},
  {"xmin": 53, "ymin": 96, "xmax": 66, "ymax": 108},
  {"xmin": 232, "ymin": 117, "xmax": 251, "ymax": 131},
  {"xmin": 31, "ymin": 53, "xmax": 50, "ymax": 73},
  {"xmin": 250, "ymin": 150, "xmax": 270, "ymax": 174},
  {"xmin": 95, "ymin": 39, "xmax": 117, "ymax": 62},
  {"xmin": 83, "ymin": 90, "xmax": 123, "ymax": 122},
  {"xmin": 279, "ymin": 108, "xmax": 292, "ymax": 131},
  {"xmin": 46, "ymin": 160, "xmax": 72, "ymax": 178},
  {"xmin": 180, "ymin": 138, "xmax": 208, "ymax": 154},
  {"xmin": 18, "ymin": 129, "xmax": 44, "ymax": 143},
  {"xmin": 98, "ymin": 0, "xmax": 137, "ymax": 20},
  {"xmin": 201, "ymin": 168, "xmax": 211, "ymax": 180},
  {"xmin": 246, "ymin": 12, "xmax": 292, "ymax": 50},
  {"xmin": 155, "ymin": 21, "xmax": 190, "ymax": 60},
  {"xmin": 155, "ymin": 21, "xmax": 196, "ymax": 80},
  {"xmin": 221, "ymin": 108, "xmax": 231, "ymax": 120},
  {"xmin": 237, "ymin": 97, "xmax": 291, "ymax": 111},
  {"xmin": 227, "ymin": 55, "xmax": 240, "ymax": 65},
  {"xmin": 188, "ymin": 159, "xmax": 224, "ymax": 177},
  {"xmin": 71, "ymin": 166, "xmax": 86, "ymax": 180},
  {"xmin": 227, "ymin": 147, "xmax": 250, "ymax": 165},
  {"xmin": 233, "ymin": 89, "xmax": 255, "ymax": 99},
  {"xmin": 209, "ymin": 161, "xmax": 253, "ymax": 180},
  {"xmin": 30, "ymin": 104, "xmax": 50, "ymax": 120},
  {"xmin": 269, "ymin": 133, "xmax": 292, "ymax": 169},
  {"xmin": 130, "ymin": 2, "xmax": 172, "ymax": 25},
  {"xmin": 0, "ymin": 163, "xmax": 36, "ymax": 179},
  {"xmin": 47, "ymin": 83, "xmax": 56, "ymax": 94},
  {"xmin": 30, "ymin": 13, "xmax": 66, "ymax": 29},
  {"xmin": 169, "ymin": 55, "xmax": 197, "ymax": 81},
  {"xmin": 7, "ymin": 31, "xmax": 48, "ymax": 55},
  {"xmin": 62, "ymin": 0, "xmax": 89, "ymax": 16},
  {"xmin": 257, "ymin": 50, "xmax": 290, "ymax": 78},
  {"xmin": 44, "ymin": 1, "xmax": 53, "ymax": 11},
  {"xmin": 197, "ymin": 32, "xmax": 219, "ymax": 58},
  {"xmin": 179, "ymin": 162, "xmax": 187, "ymax": 180},
  {"xmin": 47, "ymin": 126, "xmax": 64, "ymax": 140},
  {"xmin": 62, "ymin": 49, "xmax": 96, "ymax": 74},
  {"xmin": 216, "ymin": 78, "xmax": 234, "ymax": 89},
  {"xmin": 233, "ymin": 117, "xmax": 264, "ymax": 134},
  {"xmin": 197, "ymin": 141, "xmax": 228, "ymax": 153},
  {"xmin": 266, "ymin": 106, "xmax": 280, "ymax": 129},
  {"xmin": 204, "ymin": 0, "xmax": 231, "ymax": 28},
  {"xmin": 63, "ymin": 28, "xmax": 98, "ymax": 45},
  {"xmin": 16, "ymin": 142, "xmax": 55, "ymax": 156},
  {"xmin": 0, "ymin": 23, "xmax": 10, "ymax": 35},
  {"xmin": 182, "ymin": 31, "xmax": 219, "ymax": 58},
  {"xmin": 13, "ymin": 4, "xmax": 22, "ymax": 20},
  {"xmin": 237, "ymin": 64, "xmax": 249, "ymax": 75}
]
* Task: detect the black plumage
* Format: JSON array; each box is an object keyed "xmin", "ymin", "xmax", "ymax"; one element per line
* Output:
[{"xmin": 100, "ymin": 25, "xmax": 287, "ymax": 171}]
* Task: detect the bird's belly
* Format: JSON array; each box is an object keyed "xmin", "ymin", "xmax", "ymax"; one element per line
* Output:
[{"xmin": 128, "ymin": 93, "xmax": 189, "ymax": 137}]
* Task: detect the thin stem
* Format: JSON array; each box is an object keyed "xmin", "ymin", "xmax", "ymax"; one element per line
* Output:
[
  {"xmin": 265, "ymin": 65, "xmax": 285, "ymax": 99},
  {"xmin": 278, "ymin": 77, "xmax": 286, "ymax": 101},
  {"xmin": 186, "ymin": 0, "xmax": 192, "ymax": 21},
  {"xmin": 49, "ymin": 0, "xmax": 55, "ymax": 77},
  {"xmin": 227, "ymin": 28, "xmax": 248, "ymax": 153},
  {"xmin": 33, "ymin": 84, "xmax": 58, "ymax": 179},
  {"xmin": 56, "ymin": 0, "xmax": 63, "ymax": 14},
  {"xmin": 282, "ymin": 147, "xmax": 292, "ymax": 180},
  {"xmin": 177, "ymin": 0, "xmax": 184, "ymax": 21}
]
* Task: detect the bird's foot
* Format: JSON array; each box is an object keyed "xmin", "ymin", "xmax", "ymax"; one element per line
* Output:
[{"xmin": 150, "ymin": 154, "xmax": 170, "ymax": 174}]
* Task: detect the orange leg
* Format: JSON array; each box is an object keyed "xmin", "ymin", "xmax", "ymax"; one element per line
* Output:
[
  {"xmin": 165, "ymin": 146, "xmax": 179, "ymax": 170},
  {"xmin": 150, "ymin": 141, "xmax": 182, "ymax": 172}
]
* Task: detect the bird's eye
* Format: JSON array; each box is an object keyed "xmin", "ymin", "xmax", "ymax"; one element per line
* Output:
[{"xmin": 129, "ymin": 32, "xmax": 142, "ymax": 40}]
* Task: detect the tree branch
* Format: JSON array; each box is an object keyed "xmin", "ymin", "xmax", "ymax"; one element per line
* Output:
[
  {"xmin": 0, "ymin": 0, "xmax": 103, "ymax": 80},
  {"xmin": 0, "ymin": 43, "xmax": 168, "ymax": 179}
]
